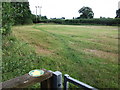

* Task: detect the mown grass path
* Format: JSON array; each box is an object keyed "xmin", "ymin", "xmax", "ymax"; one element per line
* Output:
[{"xmin": 33, "ymin": 24, "xmax": 81, "ymax": 64}]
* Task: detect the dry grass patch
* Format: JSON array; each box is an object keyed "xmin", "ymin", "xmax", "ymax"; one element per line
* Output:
[
  {"xmin": 84, "ymin": 49, "xmax": 118, "ymax": 63},
  {"xmin": 35, "ymin": 45, "xmax": 52, "ymax": 55}
]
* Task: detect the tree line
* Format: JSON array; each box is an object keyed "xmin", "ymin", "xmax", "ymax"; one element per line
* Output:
[{"xmin": 1, "ymin": 2, "xmax": 120, "ymax": 36}]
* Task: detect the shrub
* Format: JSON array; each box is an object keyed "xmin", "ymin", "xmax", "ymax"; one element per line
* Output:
[{"xmin": 23, "ymin": 18, "xmax": 33, "ymax": 25}]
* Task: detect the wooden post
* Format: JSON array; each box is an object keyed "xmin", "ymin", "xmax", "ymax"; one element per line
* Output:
[
  {"xmin": 41, "ymin": 71, "xmax": 62, "ymax": 90},
  {"xmin": 41, "ymin": 77, "xmax": 53, "ymax": 90},
  {"xmin": 41, "ymin": 70, "xmax": 53, "ymax": 89}
]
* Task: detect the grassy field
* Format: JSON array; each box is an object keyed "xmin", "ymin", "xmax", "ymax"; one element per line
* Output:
[{"xmin": 2, "ymin": 24, "xmax": 118, "ymax": 88}]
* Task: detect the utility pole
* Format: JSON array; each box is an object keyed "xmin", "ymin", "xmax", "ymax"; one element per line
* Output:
[
  {"xmin": 35, "ymin": 6, "xmax": 42, "ymax": 22},
  {"xmin": 39, "ymin": 6, "xmax": 42, "ymax": 20},
  {"xmin": 35, "ymin": 6, "xmax": 38, "ymax": 23}
]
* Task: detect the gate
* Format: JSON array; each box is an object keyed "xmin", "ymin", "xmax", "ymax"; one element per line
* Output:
[{"xmin": 1, "ymin": 69, "xmax": 97, "ymax": 90}]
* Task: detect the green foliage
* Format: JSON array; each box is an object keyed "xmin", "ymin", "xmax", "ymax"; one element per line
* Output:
[
  {"xmin": 41, "ymin": 16, "xmax": 47, "ymax": 20},
  {"xmin": 78, "ymin": 6, "xmax": 94, "ymax": 19},
  {"xmin": 23, "ymin": 18, "xmax": 33, "ymax": 25},
  {"xmin": 11, "ymin": 2, "xmax": 33, "ymax": 25},
  {"xmin": 31, "ymin": 14, "xmax": 48, "ymax": 23},
  {"xmin": 31, "ymin": 14, "xmax": 36, "ymax": 23},
  {"xmin": 115, "ymin": 9, "xmax": 120, "ymax": 18},
  {"xmin": 1, "ymin": 2, "xmax": 33, "ymax": 35},
  {"xmin": 1, "ymin": 2, "xmax": 14, "ymax": 35}
]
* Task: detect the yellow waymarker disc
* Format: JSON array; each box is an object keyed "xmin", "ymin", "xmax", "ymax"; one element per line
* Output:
[{"xmin": 29, "ymin": 69, "xmax": 44, "ymax": 77}]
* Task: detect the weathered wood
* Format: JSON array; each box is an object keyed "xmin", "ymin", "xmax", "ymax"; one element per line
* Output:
[
  {"xmin": 41, "ymin": 70, "xmax": 53, "ymax": 89},
  {"xmin": 41, "ymin": 71, "xmax": 62, "ymax": 90},
  {"xmin": 1, "ymin": 69, "xmax": 52, "ymax": 88},
  {"xmin": 41, "ymin": 77, "xmax": 53, "ymax": 89}
]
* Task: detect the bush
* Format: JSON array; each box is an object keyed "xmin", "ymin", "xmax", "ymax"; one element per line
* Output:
[{"xmin": 23, "ymin": 18, "xmax": 33, "ymax": 25}]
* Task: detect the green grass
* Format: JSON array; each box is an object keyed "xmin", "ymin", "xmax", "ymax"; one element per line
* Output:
[{"xmin": 2, "ymin": 24, "xmax": 118, "ymax": 88}]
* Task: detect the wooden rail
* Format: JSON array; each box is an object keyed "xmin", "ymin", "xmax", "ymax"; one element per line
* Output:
[{"xmin": 1, "ymin": 69, "xmax": 53, "ymax": 88}]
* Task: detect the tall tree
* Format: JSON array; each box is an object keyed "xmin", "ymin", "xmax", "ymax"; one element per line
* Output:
[
  {"xmin": 11, "ymin": 2, "xmax": 32, "ymax": 25},
  {"xmin": 115, "ymin": 9, "xmax": 120, "ymax": 18},
  {"xmin": 78, "ymin": 6, "xmax": 94, "ymax": 19}
]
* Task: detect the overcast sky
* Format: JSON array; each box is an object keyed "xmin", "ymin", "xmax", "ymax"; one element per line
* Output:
[{"xmin": 28, "ymin": 0, "xmax": 120, "ymax": 19}]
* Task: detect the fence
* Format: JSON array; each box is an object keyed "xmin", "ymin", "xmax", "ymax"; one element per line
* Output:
[{"xmin": 1, "ymin": 69, "xmax": 97, "ymax": 90}]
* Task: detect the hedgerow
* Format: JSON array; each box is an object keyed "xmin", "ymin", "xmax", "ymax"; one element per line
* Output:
[{"xmin": 39, "ymin": 18, "xmax": 120, "ymax": 26}]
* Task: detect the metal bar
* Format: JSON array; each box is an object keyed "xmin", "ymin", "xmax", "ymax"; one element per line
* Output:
[
  {"xmin": 64, "ymin": 74, "xmax": 97, "ymax": 90},
  {"xmin": 35, "ymin": 6, "xmax": 37, "ymax": 23},
  {"xmin": 64, "ymin": 74, "xmax": 69, "ymax": 90}
]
